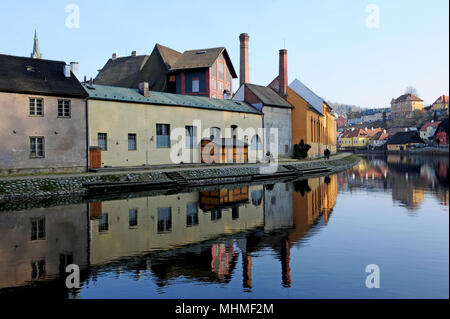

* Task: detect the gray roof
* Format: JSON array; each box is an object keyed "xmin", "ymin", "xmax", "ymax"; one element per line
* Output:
[
  {"xmin": 83, "ymin": 84, "xmax": 262, "ymax": 114},
  {"xmin": 289, "ymin": 78, "xmax": 324, "ymax": 115},
  {"xmin": 170, "ymin": 47, "xmax": 237, "ymax": 78},
  {"xmin": 0, "ymin": 54, "xmax": 87, "ymax": 98},
  {"xmin": 245, "ymin": 83, "xmax": 292, "ymax": 108},
  {"xmin": 94, "ymin": 55, "xmax": 150, "ymax": 87},
  {"xmin": 386, "ymin": 131, "xmax": 424, "ymax": 145}
]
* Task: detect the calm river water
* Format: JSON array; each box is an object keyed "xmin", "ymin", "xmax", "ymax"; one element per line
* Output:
[{"xmin": 0, "ymin": 155, "xmax": 448, "ymax": 299}]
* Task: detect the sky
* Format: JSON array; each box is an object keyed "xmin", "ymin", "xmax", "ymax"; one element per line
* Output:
[{"xmin": 0, "ymin": 0, "xmax": 448, "ymax": 108}]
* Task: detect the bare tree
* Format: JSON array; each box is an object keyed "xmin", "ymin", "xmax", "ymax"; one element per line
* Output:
[{"xmin": 405, "ymin": 86, "xmax": 419, "ymax": 96}]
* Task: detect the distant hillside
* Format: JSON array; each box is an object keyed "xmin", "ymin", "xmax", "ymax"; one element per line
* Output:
[{"xmin": 326, "ymin": 101, "xmax": 365, "ymax": 117}]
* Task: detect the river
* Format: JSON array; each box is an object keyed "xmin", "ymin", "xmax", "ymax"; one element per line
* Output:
[{"xmin": 0, "ymin": 155, "xmax": 448, "ymax": 299}]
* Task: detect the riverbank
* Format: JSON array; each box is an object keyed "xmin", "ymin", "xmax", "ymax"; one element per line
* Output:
[
  {"xmin": 350, "ymin": 146, "xmax": 449, "ymax": 156},
  {"xmin": 0, "ymin": 153, "xmax": 360, "ymax": 204}
]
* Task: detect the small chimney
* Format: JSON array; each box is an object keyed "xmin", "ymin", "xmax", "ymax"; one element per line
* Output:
[
  {"xmin": 139, "ymin": 82, "xmax": 149, "ymax": 97},
  {"xmin": 112, "ymin": 53, "xmax": 118, "ymax": 60},
  {"xmin": 89, "ymin": 77, "xmax": 93, "ymax": 86},
  {"xmin": 70, "ymin": 62, "xmax": 79, "ymax": 79},
  {"xmin": 64, "ymin": 64, "xmax": 71, "ymax": 78},
  {"xmin": 131, "ymin": 50, "xmax": 138, "ymax": 57},
  {"xmin": 279, "ymin": 49, "xmax": 288, "ymax": 97},
  {"xmin": 239, "ymin": 33, "xmax": 250, "ymax": 87}
]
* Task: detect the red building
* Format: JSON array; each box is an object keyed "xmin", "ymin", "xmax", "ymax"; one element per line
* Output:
[
  {"xmin": 336, "ymin": 115, "xmax": 347, "ymax": 128},
  {"xmin": 434, "ymin": 119, "xmax": 449, "ymax": 145},
  {"xmin": 95, "ymin": 45, "xmax": 237, "ymax": 100}
]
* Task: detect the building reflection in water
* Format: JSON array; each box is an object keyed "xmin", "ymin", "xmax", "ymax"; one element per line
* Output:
[
  {"xmin": 337, "ymin": 155, "xmax": 449, "ymax": 211},
  {"xmin": 1, "ymin": 154, "xmax": 446, "ymax": 297}
]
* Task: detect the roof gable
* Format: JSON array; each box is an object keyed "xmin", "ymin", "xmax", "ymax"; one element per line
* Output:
[
  {"xmin": 0, "ymin": 54, "xmax": 87, "ymax": 98},
  {"xmin": 244, "ymin": 83, "xmax": 292, "ymax": 108},
  {"xmin": 289, "ymin": 78, "xmax": 324, "ymax": 115},
  {"xmin": 170, "ymin": 47, "xmax": 237, "ymax": 78},
  {"xmin": 94, "ymin": 55, "xmax": 150, "ymax": 87}
]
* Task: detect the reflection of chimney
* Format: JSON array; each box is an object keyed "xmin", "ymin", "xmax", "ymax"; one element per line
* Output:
[
  {"xmin": 280, "ymin": 240, "xmax": 291, "ymax": 288},
  {"xmin": 279, "ymin": 49, "xmax": 288, "ymax": 97},
  {"xmin": 243, "ymin": 255, "xmax": 252, "ymax": 289},
  {"xmin": 239, "ymin": 33, "xmax": 249, "ymax": 87}
]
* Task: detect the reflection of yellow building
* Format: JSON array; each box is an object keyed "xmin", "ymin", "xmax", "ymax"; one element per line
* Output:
[
  {"xmin": 288, "ymin": 79, "xmax": 337, "ymax": 158},
  {"xmin": 0, "ymin": 204, "xmax": 88, "ymax": 289},
  {"xmin": 89, "ymin": 185, "xmax": 264, "ymax": 265},
  {"xmin": 291, "ymin": 175, "xmax": 337, "ymax": 242}
]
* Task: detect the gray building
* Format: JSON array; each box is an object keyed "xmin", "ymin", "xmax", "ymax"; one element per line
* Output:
[{"xmin": 0, "ymin": 54, "xmax": 88, "ymax": 173}]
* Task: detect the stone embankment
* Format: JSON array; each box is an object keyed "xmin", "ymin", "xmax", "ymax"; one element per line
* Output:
[{"xmin": 0, "ymin": 153, "xmax": 360, "ymax": 204}]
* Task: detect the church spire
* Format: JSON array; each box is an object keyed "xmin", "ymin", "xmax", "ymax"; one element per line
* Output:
[{"xmin": 31, "ymin": 28, "xmax": 42, "ymax": 59}]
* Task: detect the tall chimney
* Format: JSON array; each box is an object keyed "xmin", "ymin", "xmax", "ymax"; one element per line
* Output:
[
  {"xmin": 139, "ymin": 82, "xmax": 149, "ymax": 97},
  {"xmin": 279, "ymin": 49, "xmax": 288, "ymax": 97},
  {"xmin": 239, "ymin": 33, "xmax": 249, "ymax": 87}
]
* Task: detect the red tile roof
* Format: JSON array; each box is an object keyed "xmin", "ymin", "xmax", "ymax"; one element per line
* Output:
[
  {"xmin": 393, "ymin": 93, "xmax": 423, "ymax": 103},
  {"xmin": 342, "ymin": 129, "xmax": 368, "ymax": 138},
  {"xmin": 434, "ymin": 95, "xmax": 449, "ymax": 104},
  {"xmin": 420, "ymin": 121, "xmax": 441, "ymax": 131}
]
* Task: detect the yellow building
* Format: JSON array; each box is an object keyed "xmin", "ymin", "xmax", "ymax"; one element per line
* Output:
[
  {"xmin": 85, "ymin": 83, "xmax": 264, "ymax": 167},
  {"xmin": 390, "ymin": 93, "xmax": 424, "ymax": 119},
  {"xmin": 431, "ymin": 95, "xmax": 449, "ymax": 113},
  {"xmin": 287, "ymin": 79, "xmax": 337, "ymax": 158},
  {"xmin": 339, "ymin": 128, "xmax": 369, "ymax": 149}
]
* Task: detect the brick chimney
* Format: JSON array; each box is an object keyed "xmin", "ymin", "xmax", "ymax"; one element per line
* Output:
[
  {"xmin": 139, "ymin": 82, "xmax": 149, "ymax": 97},
  {"xmin": 239, "ymin": 33, "xmax": 250, "ymax": 87},
  {"xmin": 279, "ymin": 49, "xmax": 287, "ymax": 97}
]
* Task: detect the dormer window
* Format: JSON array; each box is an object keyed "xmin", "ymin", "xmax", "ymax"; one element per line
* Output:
[{"xmin": 25, "ymin": 66, "xmax": 35, "ymax": 72}]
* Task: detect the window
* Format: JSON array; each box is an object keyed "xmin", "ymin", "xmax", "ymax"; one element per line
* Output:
[
  {"xmin": 157, "ymin": 207, "xmax": 172, "ymax": 233},
  {"xmin": 57, "ymin": 99, "xmax": 71, "ymax": 117},
  {"xmin": 98, "ymin": 133, "xmax": 107, "ymax": 151},
  {"xmin": 129, "ymin": 209, "xmax": 138, "ymax": 227},
  {"xmin": 30, "ymin": 137, "xmax": 44, "ymax": 158},
  {"xmin": 212, "ymin": 78, "xmax": 217, "ymax": 90},
  {"xmin": 59, "ymin": 254, "xmax": 73, "ymax": 273},
  {"xmin": 186, "ymin": 202, "xmax": 199, "ymax": 227},
  {"xmin": 218, "ymin": 62, "xmax": 224, "ymax": 78},
  {"xmin": 285, "ymin": 144, "xmax": 289, "ymax": 153},
  {"xmin": 31, "ymin": 260, "xmax": 46, "ymax": 279},
  {"xmin": 31, "ymin": 217, "xmax": 45, "ymax": 240},
  {"xmin": 232, "ymin": 207, "xmax": 239, "ymax": 220},
  {"xmin": 231, "ymin": 125, "xmax": 238, "ymax": 140},
  {"xmin": 29, "ymin": 98, "xmax": 43, "ymax": 116},
  {"xmin": 128, "ymin": 133, "xmax": 137, "ymax": 151},
  {"xmin": 156, "ymin": 124, "xmax": 170, "ymax": 148},
  {"xmin": 99, "ymin": 213, "xmax": 108, "ymax": 232},
  {"xmin": 185, "ymin": 126, "xmax": 196, "ymax": 149},
  {"xmin": 251, "ymin": 135, "xmax": 261, "ymax": 150},
  {"xmin": 251, "ymin": 190, "xmax": 263, "ymax": 206},
  {"xmin": 218, "ymin": 81, "xmax": 224, "ymax": 92},
  {"xmin": 192, "ymin": 78, "xmax": 200, "ymax": 93},
  {"xmin": 211, "ymin": 209, "xmax": 222, "ymax": 221},
  {"xmin": 210, "ymin": 127, "xmax": 221, "ymax": 140}
]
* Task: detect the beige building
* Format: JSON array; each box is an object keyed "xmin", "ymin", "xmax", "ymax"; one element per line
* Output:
[
  {"xmin": 85, "ymin": 83, "xmax": 263, "ymax": 167},
  {"xmin": 0, "ymin": 54, "xmax": 88, "ymax": 174},
  {"xmin": 390, "ymin": 93, "xmax": 424, "ymax": 119}
]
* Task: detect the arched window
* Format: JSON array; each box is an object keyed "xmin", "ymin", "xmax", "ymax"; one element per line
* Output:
[
  {"xmin": 251, "ymin": 135, "xmax": 261, "ymax": 150},
  {"xmin": 230, "ymin": 125, "xmax": 238, "ymax": 141},
  {"xmin": 210, "ymin": 127, "xmax": 221, "ymax": 140}
]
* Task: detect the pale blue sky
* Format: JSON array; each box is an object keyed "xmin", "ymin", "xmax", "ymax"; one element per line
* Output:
[{"xmin": 0, "ymin": 0, "xmax": 448, "ymax": 108}]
